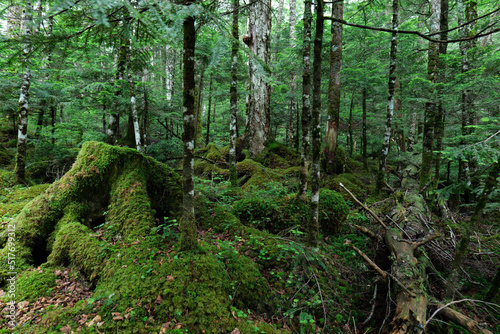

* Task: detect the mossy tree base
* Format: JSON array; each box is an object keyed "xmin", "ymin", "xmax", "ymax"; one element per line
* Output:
[{"xmin": 1, "ymin": 141, "xmax": 182, "ymax": 281}]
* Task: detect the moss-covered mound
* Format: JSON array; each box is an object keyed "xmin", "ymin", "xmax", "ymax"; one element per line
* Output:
[
  {"xmin": 0, "ymin": 141, "xmax": 182, "ymax": 281},
  {"xmin": 232, "ymin": 188, "xmax": 349, "ymax": 235},
  {"xmin": 255, "ymin": 140, "xmax": 301, "ymax": 169}
]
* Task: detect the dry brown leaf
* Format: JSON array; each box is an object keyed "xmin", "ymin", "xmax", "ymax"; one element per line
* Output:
[
  {"xmin": 174, "ymin": 323, "xmax": 183, "ymax": 329},
  {"xmin": 59, "ymin": 324, "xmax": 71, "ymax": 333},
  {"xmin": 111, "ymin": 312, "xmax": 121, "ymax": 317},
  {"xmin": 231, "ymin": 329, "xmax": 240, "ymax": 334},
  {"xmin": 166, "ymin": 275, "xmax": 175, "ymax": 282},
  {"xmin": 155, "ymin": 295, "xmax": 163, "ymax": 304},
  {"xmin": 55, "ymin": 270, "xmax": 62, "ymax": 276},
  {"xmin": 113, "ymin": 316, "xmax": 124, "ymax": 321}
]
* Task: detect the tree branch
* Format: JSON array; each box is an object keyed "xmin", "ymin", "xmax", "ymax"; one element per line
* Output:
[{"xmin": 323, "ymin": 16, "xmax": 500, "ymax": 43}]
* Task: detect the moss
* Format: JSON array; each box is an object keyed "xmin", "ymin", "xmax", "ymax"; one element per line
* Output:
[
  {"xmin": 48, "ymin": 222, "xmax": 106, "ymax": 284},
  {"xmin": 1, "ymin": 141, "xmax": 182, "ymax": 282},
  {"xmin": 0, "ymin": 147, "xmax": 13, "ymax": 166},
  {"xmin": 323, "ymin": 172, "xmax": 368, "ymax": 202},
  {"xmin": 255, "ymin": 140, "xmax": 301, "ymax": 169},
  {"xmin": 196, "ymin": 143, "xmax": 229, "ymax": 163},
  {"xmin": 0, "ymin": 184, "xmax": 50, "ymax": 217},
  {"xmin": 13, "ymin": 267, "xmax": 58, "ymax": 301},
  {"xmin": 194, "ymin": 160, "xmax": 230, "ymax": 178},
  {"xmin": 233, "ymin": 189, "xmax": 348, "ymax": 235}
]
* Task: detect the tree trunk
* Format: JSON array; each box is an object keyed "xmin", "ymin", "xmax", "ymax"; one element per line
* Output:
[
  {"xmin": 420, "ymin": 0, "xmax": 441, "ymax": 195},
  {"xmin": 194, "ymin": 67, "xmax": 205, "ymax": 147},
  {"xmin": 348, "ymin": 90, "xmax": 355, "ymax": 157},
  {"xmin": 362, "ymin": 87, "xmax": 367, "ymax": 168},
  {"xmin": 15, "ymin": 1, "xmax": 33, "ymax": 185},
  {"xmin": 309, "ymin": 0, "xmax": 324, "ymax": 245},
  {"xmin": 127, "ymin": 44, "xmax": 141, "ymax": 152},
  {"xmin": 288, "ymin": 0, "xmax": 298, "ymax": 150},
  {"xmin": 377, "ymin": 0, "xmax": 398, "ymax": 189},
  {"xmin": 245, "ymin": 0, "xmax": 271, "ymax": 156},
  {"xmin": 181, "ymin": 13, "xmax": 197, "ymax": 251},
  {"xmin": 107, "ymin": 43, "xmax": 127, "ymax": 144},
  {"xmin": 298, "ymin": 0, "xmax": 312, "ymax": 201},
  {"xmin": 229, "ymin": 0, "xmax": 239, "ymax": 187},
  {"xmin": 206, "ymin": 76, "xmax": 213, "ymax": 147},
  {"xmin": 323, "ymin": 0, "xmax": 343, "ymax": 172}
]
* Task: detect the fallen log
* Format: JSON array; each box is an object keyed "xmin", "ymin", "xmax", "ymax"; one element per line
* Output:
[{"xmin": 342, "ymin": 185, "xmax": 494, "ymax": 334}]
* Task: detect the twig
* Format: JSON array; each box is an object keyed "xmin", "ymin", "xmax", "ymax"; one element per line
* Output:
[
  {"xmin": 412, "ymin": 232, "xmax": 440, "ymax": 251},
  {"xmin": 361, "ymin": 284, "xmax": 377, "ymax": 326},
  {"xmin": 353, "ymin": 224, "xmax": 383, "ymax": 243},
  {"xmin": 339, "ymin": 182, "xmax": 387, "ymax": 229}
]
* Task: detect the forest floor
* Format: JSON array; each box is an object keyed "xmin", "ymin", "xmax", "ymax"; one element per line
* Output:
[{"xmin": 0, "ymin": 140, "xmax": 498, "ymax": 333}]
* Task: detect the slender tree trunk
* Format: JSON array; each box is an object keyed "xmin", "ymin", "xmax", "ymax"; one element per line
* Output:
[
  {"xmin": 485, "ymin": 265, "xmax": 500, "ymax": 302},
  {"xmin": 245, "ymin": 0, "xmax": 271, "ymax": 156},
  {"xmin": 142, "ymin": 85, "xmax": 149, "ymax": 149},
  {"xmin": 181, "ymin": 13, "xmax": 197, "ymax": 252},
  {"xmin": 298, "ymin": 0, "xmax": 312, "ymax": 201},
  {"xmin": 362, "ymin": 88, "xmax": 368, "ymax": 168},
  {"xmin": 348, "ymin": 90, "xmax": 355, "ymax": 157},
  {"xmin": 229, "ymin": 0, "xmax": 239, "ymax": 187},
  {"xmin": 15, "ymin": 1, "xmax": 33, "ymax": 185},
  {"xmin": 407, "ymin": 112, "xmax": 417, "ymax": 152},
  {"xmin": 377, "ymin": 0, "xmax": 398, "ymax": 189},
  {"xmin": 323, "ymin": 0, "xmax": 343, "ymax": 172},
  {"xmin": 205, "ymin": 76, "xmax": 213, "ymax": 147},
  {"xmin": 289, "ymin": 0, "xmax": 297, "ymax": 149},
  {"xmin": 127, "ymin": 44, "xmax": 141, "ymax": 152},
  {"xmin": 107, "ymin": 43, "xmax": 127, "ymax": 144},
  {"xmin": 420, "ymin": 0, "xmax": 441, "ymax": 194},
  {"xmin": 194, "ymin": 68, "xmax": 205, "ymax": 147},
  {"xmin": 310, "ymin": 0, "xmax": 324, "ymax": 246}
]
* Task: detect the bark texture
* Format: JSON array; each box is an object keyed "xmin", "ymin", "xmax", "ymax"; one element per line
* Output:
[
  {"xmin": 378, "ymin": 0, "xmax": 398, "ymax": 188},
  {"xmin": 229, "ymin": 0, "xmax": 239, "ymax": 187},
  {"xmin": 107, "ymin": 43, "xmax": 128, "ymax": 144},
  {"xmin": 15, "ymin": 1, "xmax": 33, "ymax": 185},
  {"xmin": 309, "ymin": 0, "xmax": 324, "ymax": 245},
  {"xmin": 245, "ymin": 0, "xmax": 271, "ymax": 156},
  {"xmin": 298, "ymin": 0, "xmax": 312, "ymax": 201},
  {"xmin": 181, "ymin": 14, "xmax": 197, "ymax": 251},
  {"xmin": 323, "ymin": 0, "xmax": 343, "ymax": 171},
  {"xmin": 420, "ymin": 0, "xmax": 441, "ymax": 195}
]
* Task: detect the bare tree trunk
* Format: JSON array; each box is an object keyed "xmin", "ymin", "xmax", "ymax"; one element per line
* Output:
[
  {"xmin": 377, "ymin": 0, "xmax": 398, "ymax": 189},
  {"xmin": 205, "ymin": 76, "xmax": 213, "ymax": 147},
  {"xmin": 420, "ymin": 0, "xmax": 441, "ymax": 195},
  {"xmin": 107, "ymin": 43, "xmax": 127, "ymax": 144},
  {"xmin": 347, "ymin": 90, "xmax": 355, "ymax": 157},
  {"xmin": 15, "ymin": 1, "xmax": 33, "ymax": 185},
  {"xmin": 362, "ymin": 88, "xmax": 368, "ymax": 168},
  {"xmin": 288, "ymin": 0, "xmax": 298, "ymax": 149},
  {"xmin": 407, "ymin": 112, "xmax": 417, "ymax": 152},
  {"xmin": 229, "ymin": 0, "xmax": 239, "ymax": 187},
  {"xmin": 323, "ymin": 0, "xmax": 343, "ymax": 172},
  {"xmin": 310, "ymin": 0, "xmax": 325, "ymax": 246},
  {"xmin": 181, "ymin": 13, "xmax": 197, "ymax": 252},
  {"xmin": 194, "ymin": 67, "xmax": 205, "ymax": 147},
  {"xmin": 245, "ymin": 0, "xmax": 271, "ymax": 156},
  {"xmin": 298, "ymin": 0, "xmax": 312, "ymax": 201},
  {"xmin": 127, "ymin": 44, "xmax": 141, "ymax": 152}
]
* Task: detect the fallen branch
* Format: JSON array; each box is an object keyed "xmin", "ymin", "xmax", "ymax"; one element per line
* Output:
[
  {"xmin": 354, "ymin": 224, "xmax": 383, "ymax": 243},
  {"xmin": 346, "ymin": 240, "xmax": 416, "ymax": 298},
  {"xmin": 426, "ymin": 299, "xmax": 494, "ymax": 334},
  {"xmin": 412, "ymin": 232, "xmax": 440, "ymax": 251},
  {"xmin": 339, "ymin": 182, "xmax": 387, "ymax": 229}
]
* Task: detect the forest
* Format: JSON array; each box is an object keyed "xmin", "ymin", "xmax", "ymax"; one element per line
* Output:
[{"xmin": 0, "ymin": 0, "xmax": 499, "ymax": 333}]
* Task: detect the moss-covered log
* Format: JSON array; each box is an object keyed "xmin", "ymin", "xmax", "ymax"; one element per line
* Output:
[{"xmin": 1, "ymin": 141, "xmax": 182, "ymax": 281}]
